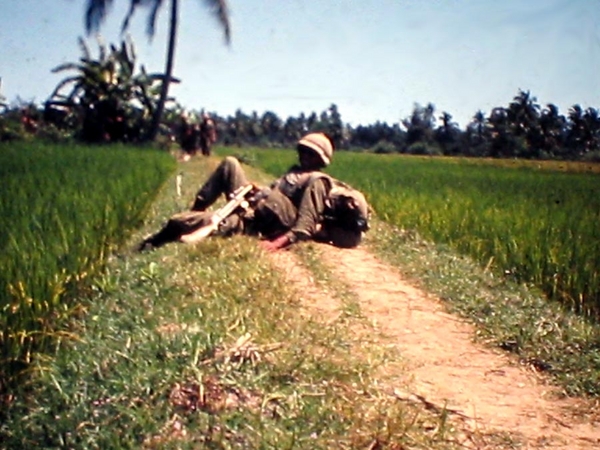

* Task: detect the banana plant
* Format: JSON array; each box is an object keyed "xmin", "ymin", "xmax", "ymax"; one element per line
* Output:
[{"xmin": 47, "ymin": 36, "xmax": 179, "ymax": 142}]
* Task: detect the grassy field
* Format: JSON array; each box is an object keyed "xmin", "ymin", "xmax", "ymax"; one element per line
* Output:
[
  {"xmin": 2, "ymin": 144, "xmax": 600, "ymax": 448},
  {"xmin": 218, "ymin": 147, "xmax": 600, "ymax": 396},
  {"xmin": 221, "ymin": 147, "xmax": 600, "ymax": 317},
  {"xmin": 0, "ymin": 142, "xmax": 175, "ymax": 390}
]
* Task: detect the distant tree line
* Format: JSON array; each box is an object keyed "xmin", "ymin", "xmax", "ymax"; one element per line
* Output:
[
  {"xmin": 2, "ymin": 60, "xmax": 599, "ymax": 162},
  {"xmin": 210, "ymin": 90, "xmax": 600, "ymax": 162}
]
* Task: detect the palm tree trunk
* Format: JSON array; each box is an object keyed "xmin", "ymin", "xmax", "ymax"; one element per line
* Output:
[{"xmin": 146, "ymin": 0, "xmax": 178, "ymax": 142}]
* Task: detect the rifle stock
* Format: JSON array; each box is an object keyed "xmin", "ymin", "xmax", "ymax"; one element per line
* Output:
[{"xmin": 180, "ymin": 184, "xmax": 253, "ymax": 244}]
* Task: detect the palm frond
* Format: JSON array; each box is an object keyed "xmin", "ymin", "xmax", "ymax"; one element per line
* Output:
[
  {"xmin": 147, "ymin": 73, "xmax": 181, "ymax": 83},
  {"xmin": 120, "ymin": 0, "xmax": 155, "ymax": 34},
  {"xmin": 118, "ymin": 41, "xmax": 135, "ymax": 76},
  {"xmin": 51, "ymin": 63, "xmax": 82, "ymax": 73},
  {"xmin": 77, "ymin": 37, "xmax": 91, "ymax": 61},
  {"xmin": 125, "ymin": 35, "xmax": 137, "ymax": 65},
  {"xmin": 146, "ymin": 0, "xmax": 166, "ymax": 38},
  {"xmin": 202, "ymin": 0, "xmax": 231, "ymax": 44},
  {"xmin": 85, "ymin": 0, "xmax": 114, "ymax": 34},
  {"xmin": 96, "ymin": 35, "xmax": 107, "ymax": 62},
  {"xmin": 45, "ymin": 98, "xmax": 74, "ymax": 107},
  {"xmin": 49, "ymin": 76, "xmax": 81, "ymax": 98}
]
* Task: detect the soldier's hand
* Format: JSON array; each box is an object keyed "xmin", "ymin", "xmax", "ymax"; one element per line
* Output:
[{"xmin": 259, "ymin": 234, "xmax": 291, "ymax": 252}]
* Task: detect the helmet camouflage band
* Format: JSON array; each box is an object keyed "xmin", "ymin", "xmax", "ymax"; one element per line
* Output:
[{"xmin": 297, "ymin": 133, "xmax": 334, "ymax": 166}]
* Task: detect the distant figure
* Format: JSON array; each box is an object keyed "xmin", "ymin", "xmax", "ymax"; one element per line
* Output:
[
  {"xmin": 179, "ymin": 113, "xmax": 200, "ymax": 156},
  {"xmin": 199, "ymin": 112, "xmax": 217, "ymax": 156}
]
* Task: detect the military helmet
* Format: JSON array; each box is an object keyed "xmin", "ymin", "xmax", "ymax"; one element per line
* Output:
[{"xmin": 297, "ymin": 133, "xmax": 334, "ymax": 166}]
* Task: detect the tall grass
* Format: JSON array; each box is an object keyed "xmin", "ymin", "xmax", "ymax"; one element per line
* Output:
[
  {"xmin": 219, "ymin": 147, "xmax": 600, "ymax": 317},
  {"xmin": 0, "ymin": 142, "xmax": 175, "ymax": 387}
]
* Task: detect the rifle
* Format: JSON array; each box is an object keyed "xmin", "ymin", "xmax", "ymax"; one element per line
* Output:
[{"xmin": 180, "ymin": 184, "xmax": 254, "ymax": 244}]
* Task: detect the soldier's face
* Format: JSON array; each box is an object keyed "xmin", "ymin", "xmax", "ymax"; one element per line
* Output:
[{"xmin": 298, "ymin": 147, "xmax": 324, "ymax": 170}]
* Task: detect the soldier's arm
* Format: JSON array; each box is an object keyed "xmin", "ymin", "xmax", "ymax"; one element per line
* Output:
[{"xmin": 260, "ymin": 177, "xmax": 329, "ymax": 252}]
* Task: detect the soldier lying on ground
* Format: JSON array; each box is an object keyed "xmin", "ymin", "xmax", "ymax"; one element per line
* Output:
[{"xmin": 137, "ymin": 132, "xmax": 370, "ymax": 253}]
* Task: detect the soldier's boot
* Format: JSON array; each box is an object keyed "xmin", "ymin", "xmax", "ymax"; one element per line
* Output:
[{"xmin": 137, "ymin": 225, "xmax": 181, "ymax": 252}]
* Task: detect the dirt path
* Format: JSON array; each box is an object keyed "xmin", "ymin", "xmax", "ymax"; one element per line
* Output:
[{"xmin": 270, "ymin": 244, "xmax": 600, "ymax": 449}]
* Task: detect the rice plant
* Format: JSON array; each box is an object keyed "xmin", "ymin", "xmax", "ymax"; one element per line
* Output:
[
  {"xmin": 221, "ymin": 147, "xmax": 600, "ymax": 317},
  {"xmin": 0, "ymin": 142, "xmax": 175, "ymax": 388}
]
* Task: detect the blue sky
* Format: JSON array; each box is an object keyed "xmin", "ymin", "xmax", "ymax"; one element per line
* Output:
[{"xmin": 1, "ymin": 0, "xmax": 599, "ymax": 128}]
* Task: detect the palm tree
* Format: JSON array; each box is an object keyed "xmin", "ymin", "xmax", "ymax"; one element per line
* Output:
[
  {"xmin": 326, "ymin": 103, "xmax": 345, "ymax": 148},
  {"xmin": 508, "ymin": 90, "xmax": 540, "ymax": 134},
  {"xmin": 469, "ymin": 110, "xmax": 486, "ymax": 141},
  {"xmin": 260, "ymin": 111, "xmax": 283, "ymax": 144},
  {"xmin": 402, "ymin": 103, "xmax": 436, "ymax": 147},
  {"xmin": 506, "ymin": 90, "xmax": 543, "ymax": 158},
  {"xmin": 84, "ymin": 0, "xmax": 231, "ymax": 142},
  {"xmin": 539, "ymin": 103, "xmax": 566, "ymax": 158},
  {"xmin": 487, "ymin": 107, "xmax": 512, "ymax": 158},
  {"xmin": 582, "ymin": 107, "xmax": 600, "ymax": 154},
  {"xmin": 435, "ymin": 111, "xmax": 460, "ymax": 155},
  {"xmin": 283, "ymin": 116, "xmax": 302, "ymax": 145},
  {"xmin": 566, "ymin": 104, "xmax": 585, "ymax": 156}
]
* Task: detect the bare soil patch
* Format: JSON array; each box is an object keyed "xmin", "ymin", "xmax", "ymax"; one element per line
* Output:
[{"xmin": 270, "ymin": 244, "xmax": 600, "ymax": 449}]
